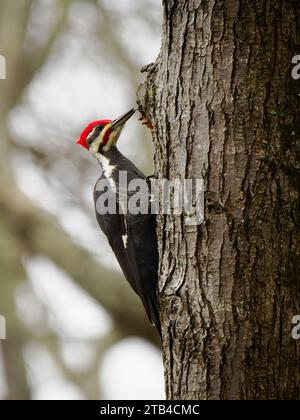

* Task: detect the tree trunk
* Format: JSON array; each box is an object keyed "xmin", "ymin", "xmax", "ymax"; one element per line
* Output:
[{"xmin": 138, "ymin": 0, "xmax": 300, "ymax": 400}]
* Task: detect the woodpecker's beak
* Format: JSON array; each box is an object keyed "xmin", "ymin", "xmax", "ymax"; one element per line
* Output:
[{"xmin": 110, "ymin": 108, "xmax": 136, "ymax": 131}]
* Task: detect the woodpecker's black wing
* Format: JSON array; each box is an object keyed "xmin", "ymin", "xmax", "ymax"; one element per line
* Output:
[
  {"xmin": 124, "ymin": 210, "xmax": 160, "ymax": 332},
  {"xmin": 93, "ymin": 173, "xmax": 160, "ymax": 335}
]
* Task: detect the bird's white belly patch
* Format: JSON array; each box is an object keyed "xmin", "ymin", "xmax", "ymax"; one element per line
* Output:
[{"xmin": 122, "ymin": 234, "xmax": 128, "ymax": 248}]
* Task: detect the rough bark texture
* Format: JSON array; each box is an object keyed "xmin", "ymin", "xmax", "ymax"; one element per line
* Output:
[{"xmin": 138, "ymin": 0, "xmax": 300, "ymax": 400}]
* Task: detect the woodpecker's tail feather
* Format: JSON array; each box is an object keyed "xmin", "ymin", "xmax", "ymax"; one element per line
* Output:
[
  {"xmin": 144, "ymin": 293, "xmax": 161, "ymax": 339},
  {"xmin": 153, "ymin": 315, "xmax": 162, "ymax": 340}
]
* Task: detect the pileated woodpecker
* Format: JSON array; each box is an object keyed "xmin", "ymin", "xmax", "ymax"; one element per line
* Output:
[{"xmin": 76, "ymin": 109, "xmax": 160, "ymax": 335}]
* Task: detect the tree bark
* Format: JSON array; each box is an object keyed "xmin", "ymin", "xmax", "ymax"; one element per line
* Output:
[{"xmin": 138, "ymin": 0, "xmax": 300, "ymax": 400}]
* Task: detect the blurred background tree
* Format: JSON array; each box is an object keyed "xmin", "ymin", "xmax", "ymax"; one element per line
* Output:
[{"xmin": 0, "ymin": 0, "xmax": 163, "ymax": 400}]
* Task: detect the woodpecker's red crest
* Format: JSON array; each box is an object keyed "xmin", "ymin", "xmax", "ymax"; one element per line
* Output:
[{"xmin": 76, "ymin": 120, "xmax": 112, "ymax": 150}]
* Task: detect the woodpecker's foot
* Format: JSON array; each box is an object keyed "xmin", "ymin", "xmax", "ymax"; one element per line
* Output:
[
  {"xmin": 139, "ymin": 114, "xmax": 154, "ymax": 131},
  {"xmin": 146, "ymin": 174, "xmax": 156, "ymax": 181}
]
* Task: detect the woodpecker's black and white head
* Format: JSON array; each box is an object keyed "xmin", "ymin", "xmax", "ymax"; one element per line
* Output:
[{"xmin": 76, "ymin": 108, "xmax": 136, "ymax": 156}]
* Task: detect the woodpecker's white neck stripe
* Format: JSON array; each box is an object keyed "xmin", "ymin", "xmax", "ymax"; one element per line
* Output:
[
  {"xmin": 96, "ymin": 154, "xmax": 117, "ymax": 191},
  {"xmin": 122, "ymin": 234, "xmax": 128, "ymax": 249}
]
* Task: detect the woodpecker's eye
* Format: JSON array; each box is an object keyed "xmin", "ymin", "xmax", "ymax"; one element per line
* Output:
[{"xmin": 87, "ymin": 125, "xmax": 104, "ymax": 146}]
